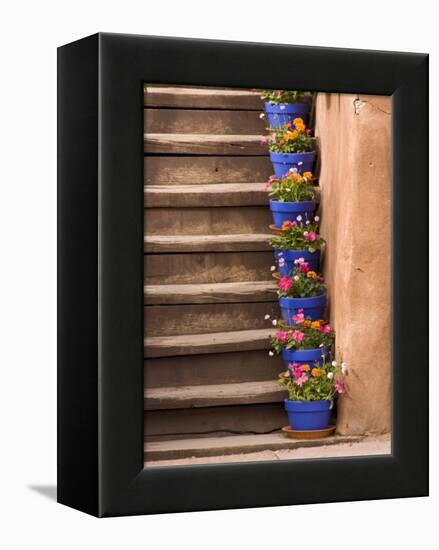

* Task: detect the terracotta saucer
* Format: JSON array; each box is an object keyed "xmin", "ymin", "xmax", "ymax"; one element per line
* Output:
[
  {"xmin": 271, "ymin": 271, "xmax": 280, "ymax": 280},
  {"xmin": 281, "ymin": 425, "xmax": 336, "ymax": 440},
  {"xmin": 269, "ymin": 224, "xmax": 285, "ymax": 235}
]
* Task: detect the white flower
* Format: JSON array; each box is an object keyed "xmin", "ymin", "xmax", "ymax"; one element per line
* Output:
[
  {"xmin": 303, "ymin": 231, "xmax": 309, "ymax": 236},
  {"xmin": 341, "ymin": 363, "xmax": 348, "ymax": 375},
  {"xmin": 296, "ymin": 215, "xmax": 302, "ymax": 221},
  {"xmin": 327, "ymin": 372, "xmax": 334, "ymax": 379},
  {"xmin": 272, "ymin": 319, "xmax": 277, "ymax": 326},
  {"xmin": 294, "ymin": 275, "xmax": 299, "ymax": 281},
  {"xmin": 285, "ymin": 188, "xmax": 291, "ymax": 192},
  {"xmin": 268, "ymin": 351, "xmax": 274, "ymax": 357},
  {"xmin": 321, "ymin": 354, "xmax": 326, "ymax": 359},
  {"xmin": 332, "ymin": 360, "xmax": 338, "ymax": 367},
  {"xmin": 314, "ymin": 216, "xmax": 320, "ymax": 222},
  {"xmin": 270, "ymin": 265, "xmax": 276, "ymax": 271},
  {"xmin": 298, "ymin": 161, "xmax": 303, "ymax": 166},
  {"xmin": 298, "ymin": 257, "xmax": 304, "ymax": 263},
  {"xmin": 289, "ymin": 168, "xmax": 295, "ymax": 172},
  {"xmin": 278, "ymin": 252, "xmax": 283, "ymax": 257},
  {"xmin": 280, "ymin": 104, "xmax": 286, "ymax": 110},
  {"xmin": 279, "ymin": 258, "xmax": 285, "ymax": 266},
  {"xmin": 259, "ymin": 112, "xmax": 265, "ymax": 119},
  {"xmin": 264, "ymin": 314, "xmax": 270, "ymax": 320},
  {"xmin": 319, "ymin": 343, "xmax": 324, "ymax": 348},
  {"xmin": 305, "ymin": 220, "xmax": 310, "ymax": 225}
]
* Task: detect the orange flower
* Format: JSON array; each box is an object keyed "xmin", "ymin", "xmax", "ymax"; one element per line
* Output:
[
  {"xmin": 284, "ymin": 122, "xmax": 292, "ymax": 129},
  {"xmin": 293, "ymin": 117, "xmax": 304, "ymax": 126},
  {"xmin": 301, "ymin": 364, "xmax": 310, "ymax": 371},
  {"xmin": 311, "ymin": 367, "xmax": 321, "ymax": 377},
  {"xmin": 307, "ymin": 271, "xmax": 317, "ymax": 279},
  {"xmin": 303, "ymin": 171, "xmax": 313, "ymax": 181},
  {"xmin": 284, "ymin": 130, "xmax": 299, "ymax": 141},
  {"xmin": 311, "ymin": 321, "xmax": 321, "ymax": 329},
  {"xmin": 303, "ymin": 320, "xmax": 312, "ymax": 327}
]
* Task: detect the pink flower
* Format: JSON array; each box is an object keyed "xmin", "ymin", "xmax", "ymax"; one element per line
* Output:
[
  {"xmin": 306, "ymin": 231, "xmax": 317, "ymax": 242},
  {"xmin": 260, "ymin": 136, "xmax": 268, "ymax": 145},
  {"xmin": 292, "ymin": 311, "xmax": 305, "ymax": 324},
  {"xmin": 319, "ymin": 324, "xmax": 331, "ymax": 334},
  {"xmin": 295, "ymin": 374, "xmax": 308, "ymax": 387},
  {"xmin": 292, "ymin": 330, "xmax": 305, "ymax": 343},
  {"xmin": 275, "ymin": 331, "xmax": 288, "ymax": 344},
  {"xmin": 279, "ymin": 276, "xmax": 293, "ymax": 292},
  {"xmin": 318, "ymin": 276, "xmax": 325, "ymax": 283},
  {"xmin": 335, "ymin": 380, "xmax": 345, "ymax": 394},
  {"xmin": 299, "ymin": 262, "xmax": 310, "ymax": 273}
]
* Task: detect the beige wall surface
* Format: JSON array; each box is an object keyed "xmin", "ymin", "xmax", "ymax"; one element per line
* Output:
[{"xmin": 315, "ymin": 93, "xmax": 391, "ymax": 435}]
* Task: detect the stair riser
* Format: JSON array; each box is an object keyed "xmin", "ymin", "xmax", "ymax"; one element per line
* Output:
[
  {"xmin": 144, "ymin": 403, "xmax": 286, "ymax": 439},
  {"xmin": 144, "ymin": 156, "xmax": 273, "ymax": 184},
  {"xmin": 145, "ymin": 207, "xmax": 272, "ymax": 235},
  {"xmin": 145, "ymin": 302, "xmax": 279, "ymax": 337},
  {"xmin": 145, "ymin": 350, "xmax": 283, "ymax": 388},
  {"xmin": 144, "ymin": 252, "xmax": 274, "ymax": 285},
  {"xmin": 145, "ymin": 108, "xmax": 266, "ymax": 135},
  {"xmin": 144, "ymin": 88, "xmax": 262, "ymax": 110}
]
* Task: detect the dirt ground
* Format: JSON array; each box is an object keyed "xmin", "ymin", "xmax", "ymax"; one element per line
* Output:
[{"xmin": 146, "ymin": 433, "xmax": 391, "ymax": 467}]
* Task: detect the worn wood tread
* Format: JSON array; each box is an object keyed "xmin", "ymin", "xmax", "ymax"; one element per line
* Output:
[
  {"xmin": 144, "ymin": 433, "xmax": 364, "ymax": 461},
  {"xmin": 144, "ymin": 233, "xmax": 272, "ymax": 253},
  {"xmin": 144, "ymin": 280, "xmax": 277, "ymax": 305},
  {"xmin": 144, "ymin": 133, "xmax": 266, "ymax": 155},
  {"xmin": 144, "ymin": 380, "xmax": 285, "ymax": 410},
  {"xmin": 144, "ymin": 87, "xmax": 262, "ymax": 110},
  {"xmin": 144, "ymin": 183, "xmax": 268, "ymax": 207},
  {"xmin": 144, "ymin": 327, "xmax": 274, "ymax": 358}
]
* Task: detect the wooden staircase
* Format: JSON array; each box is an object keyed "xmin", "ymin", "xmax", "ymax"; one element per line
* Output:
[{"xmin": 144, "ymin": 86, "xmax": 290, "ymax": 462}]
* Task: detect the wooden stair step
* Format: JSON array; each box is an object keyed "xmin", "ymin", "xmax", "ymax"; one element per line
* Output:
[
  {"xmin": 144, "ymin": 86, "xmax": 262, "ymax": 110},
  {"xmin": 144, "ymin": 233, "xmax": 272, "ymax": 253},
  {"xmin": 144, "ymin": 433, "xmax": 364, "ymax": 461},
  {"xmin": 144, "ymin": 183, "xmax": 268, "ymax": 207},
  {"xmin": 144, "ymin": 327, "xmax": 274, "ymax": 358},
  {"xmin": 145, "ymin": 280, "xmax": 277, "ymax": 305},
  {"xmin": 144, "ymin": 133, "xmax": 266, "ymax": 155},
  {"xmin": 144, "ymin": 380, "xmax": 285, "ymax": 410},
  {"xmin": 144, "ymin": 156, "xmax": 273, "ymax": 185},
  {"xmin": 144, "ymin": 108, "xmax": 266, "ymax": 135}
]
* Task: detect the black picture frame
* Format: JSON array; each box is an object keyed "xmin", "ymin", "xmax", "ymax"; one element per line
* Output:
[{"xmin": 57, "ymin": 32, "xmax": 428, "ymax": 517}]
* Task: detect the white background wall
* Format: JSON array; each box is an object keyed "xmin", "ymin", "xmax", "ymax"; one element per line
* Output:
[{"xmin": 0, "ymin": 1, "xmax": 435, "ymax": 548}]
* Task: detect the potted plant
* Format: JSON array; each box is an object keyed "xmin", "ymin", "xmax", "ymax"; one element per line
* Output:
[
  {"xmin": 275, "ymin": 258, "xmax": 327, "ymax": 323},
  {"xmin": 259, "ymin": 89, "xmax": 310, "ymax": 129},
  {"xmin": 269, "ymin": 220, "xmax": 325, "ymax": 276},
  {"xmin": 266, "ymin": 168, "xmax": 316, "ymax": 228},
  {"xmin": 278, "ymin": 357, "xmax": 348, "ymax": 431},
  {"xmin": 268, "ymin": 312, "xmax": 334, "ymax": 370},
  {"xmin": 264, "ymin": 118, "xmax": 315, "ymax": 178}
]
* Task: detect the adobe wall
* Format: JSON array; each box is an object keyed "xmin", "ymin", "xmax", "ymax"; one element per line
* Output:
[{"xmin": 315, "ymin": 93, "xmax": 391, "ymax": 435}]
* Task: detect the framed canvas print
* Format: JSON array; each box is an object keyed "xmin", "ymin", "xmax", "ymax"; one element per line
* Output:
[{"xmin": 57, "ymin": 33, "xmax": 428, "ymax": 517}]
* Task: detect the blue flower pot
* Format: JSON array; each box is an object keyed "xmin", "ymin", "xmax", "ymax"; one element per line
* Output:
[
  {"xmin": 270, "ymin": 151, "xmax": 316, "ymax": 178},
  {"xmin": 279, "ymin": 294, "xmax": 327, "ymax": 324},
  {"xmin": 282, "ymin": 347, "xmax": 331, "ymax": 372},
  {"xmin": 274, "ymin": 249, "xmax": 321, "ymax": 277},
  {"xmin": 269, "ymin": 200, "xmax": 316, "ymax": 228},
  {"xmin": 264, "ymin": 102, "xmax": 309, "ymax": 129},
  {"xmin": 284, "ymin": 399, "xmax": 331, "ymax": 430}
]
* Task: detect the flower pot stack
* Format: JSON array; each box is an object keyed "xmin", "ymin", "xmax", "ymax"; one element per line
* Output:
[{"xmin": 259, "ymin": 89, "xmax": 348, "ymax": 437}]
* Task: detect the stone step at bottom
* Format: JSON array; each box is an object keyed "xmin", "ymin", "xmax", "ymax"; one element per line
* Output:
[{"xmin": 144, "ymin": 432, "xmax": 364, "ymax": 462}]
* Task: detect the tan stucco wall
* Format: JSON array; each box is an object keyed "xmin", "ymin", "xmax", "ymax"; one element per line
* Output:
[{"xmin": 315, "ymin": 93, "xmax": 391, "ymax": 435}]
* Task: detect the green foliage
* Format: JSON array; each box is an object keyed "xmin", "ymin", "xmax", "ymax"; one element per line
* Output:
[
  {"xmin": 266, "ymin": 169, "xmax": 315, "ymax": 202},
  {"xmin": 269, "ymin": 222, "xmax": 325, "ymax": 253},
  {"xmin": 270, "ymin": 318, "xmax": 335, "ymax": 353},
  {"xmin": 277, "ymin": 357, "xmax": 347, "ymax": 402},
  {"xmin": 259, "ymin": 89, "xmax": 307, "ymax": 104}
]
